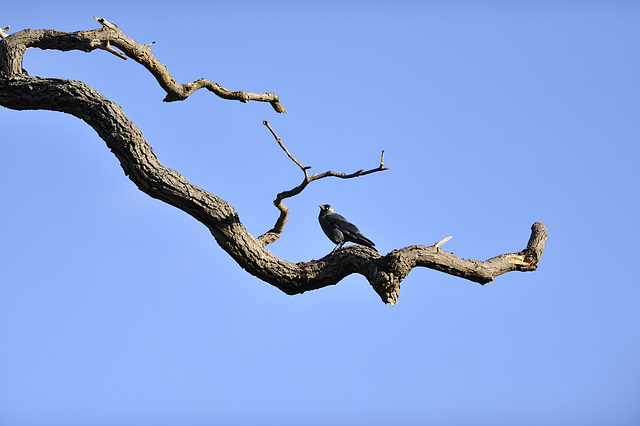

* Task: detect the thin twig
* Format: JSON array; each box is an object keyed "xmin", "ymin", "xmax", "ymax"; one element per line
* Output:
[
  {"xmin": 257, "ymin": 122, "xmax": 389, "ymax": 246},
  {"xmin": 263, "ymin": 121, "xmax": 310, "ymax": 174}
]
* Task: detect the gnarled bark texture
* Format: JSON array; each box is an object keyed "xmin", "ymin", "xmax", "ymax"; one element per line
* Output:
[{"xmin": 0, "ymin": 19, "xmax": 547, "ymax": 305}]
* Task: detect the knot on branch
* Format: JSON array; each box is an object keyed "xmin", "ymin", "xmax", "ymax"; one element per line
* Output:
[
  {"xmin": 365, "ymin": 253, "xmax": 413, "ymax": 306},
  {"xmin": 369, "ymin": 269, "xmax": 401, "ymax": 306}
]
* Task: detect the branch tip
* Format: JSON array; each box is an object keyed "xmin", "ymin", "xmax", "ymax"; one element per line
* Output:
[{"xmin": 93, "ymin": 16, "xmax": 120, "ymax": 32}]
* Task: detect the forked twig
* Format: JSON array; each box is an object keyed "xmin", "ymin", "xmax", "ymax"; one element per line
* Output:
[{"xmin": 257, "ymin": 121, "xmax": 389, "ymax": 246}]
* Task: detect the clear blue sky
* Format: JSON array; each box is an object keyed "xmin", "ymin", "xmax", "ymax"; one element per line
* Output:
[{"xmin": 1, "ymin": 1, "xmax": 639, "ymax": 425}]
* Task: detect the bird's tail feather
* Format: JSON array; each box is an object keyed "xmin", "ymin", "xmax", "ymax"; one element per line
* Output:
[{"xmin": 355, "ymin": 235, "xmax": 376, "ymax": 250}]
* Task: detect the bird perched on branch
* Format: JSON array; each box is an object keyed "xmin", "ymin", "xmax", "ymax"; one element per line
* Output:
[{"xmin": 318, "ymin": 204, "xmax": 376, "ymax": 253}]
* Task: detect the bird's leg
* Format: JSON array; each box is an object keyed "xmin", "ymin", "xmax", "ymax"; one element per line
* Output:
[{"xmin": 331, "ymin": 242, "xmax": 345, "ymax": 254}]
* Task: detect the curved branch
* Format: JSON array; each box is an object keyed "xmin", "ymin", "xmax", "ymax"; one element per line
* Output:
[
  {"xmin": 0, "ymin": 20, "xmax": 547, "ymax": 306},
  {"xmin": 376, "ymin": 222, "xmax": 548, "ymax": 304},
  {"xmin": 0, "ymin": 17, "xmax": 286, "ymax": 111}
]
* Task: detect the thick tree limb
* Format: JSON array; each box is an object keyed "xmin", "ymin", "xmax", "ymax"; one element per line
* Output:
[
  {"xmin": 0, "ymin": 19, "xmax": 547, "ymax": 305},
  {"xmin": 257, "ymin": 121, "xmax": 388, "ymax": 246}
]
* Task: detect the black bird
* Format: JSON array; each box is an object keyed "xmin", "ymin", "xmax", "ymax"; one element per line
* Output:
[{"xmin": 318, "ymin": 204, "xmax": 376, "ymax": 253}]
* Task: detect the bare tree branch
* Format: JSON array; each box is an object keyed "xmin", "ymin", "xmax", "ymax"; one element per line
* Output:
[
  {"xmin": 0, "ymin": 17, "xmax": 287, "ymax": 111},
  {"xmin": 0, "ymin": 19, "xmax": 548, "ymax": 305},
  {"xmin": 257, "ymin": 121, "xmax": 389, "ymax": 246}
]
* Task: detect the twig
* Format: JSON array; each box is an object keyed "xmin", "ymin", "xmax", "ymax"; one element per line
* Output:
[
  {"xmin": 257, "ymin": 122, "xmax": 389, "ymax": 246},
  {"xmin": 263, "ymin": 121, "xmax": 310, "ymax": 173},
  {"xmin": 102, "ymin": 40, "xmax": 127, "ymax": 60}
]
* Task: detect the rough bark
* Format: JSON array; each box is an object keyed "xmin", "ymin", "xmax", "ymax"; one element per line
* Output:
[{"xmin": 0, "ymin": 19, "xmax": 547, "ymax": 305}]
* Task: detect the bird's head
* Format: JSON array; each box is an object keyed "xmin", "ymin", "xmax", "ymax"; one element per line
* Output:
[{"xmin": 319, "ymin": 204, "xmax": 334, "ymax": 213}]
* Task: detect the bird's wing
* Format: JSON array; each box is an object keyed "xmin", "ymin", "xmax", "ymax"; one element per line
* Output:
[
  {"xmin": 324, "ymin": 212, "xmax": 376, "ymax": 249},
  {"xmin": 326, "ymin": 213, "xmax": 362, "ymax": 235}
]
